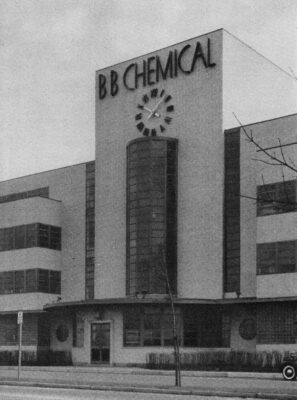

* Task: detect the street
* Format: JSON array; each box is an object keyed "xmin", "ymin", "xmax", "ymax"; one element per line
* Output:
[{"xmin": 0, "ymin": 385, "xmax": 256, "ymax": 400}]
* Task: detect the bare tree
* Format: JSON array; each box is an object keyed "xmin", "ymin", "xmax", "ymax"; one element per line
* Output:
[
  {"xmin": 157, "ymin": 246, "xmax": 181, "ymax": 387},
  {"xmin": 233, "ymin": 113, "xmax": 297, "ymax": 209}
]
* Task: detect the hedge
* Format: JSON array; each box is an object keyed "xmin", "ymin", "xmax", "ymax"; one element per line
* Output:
[
  {"xmin": 146, "ymin": 350, "xmax": 287, "ymax": 372},
  {"xmin": 0, "ymin": 350, "xmax": 72, "ymax": 366}
]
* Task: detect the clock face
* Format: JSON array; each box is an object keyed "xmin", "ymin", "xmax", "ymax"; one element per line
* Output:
[{"xmin": 135, "ymin": 88, "xmax": 174, "ymax": 136}]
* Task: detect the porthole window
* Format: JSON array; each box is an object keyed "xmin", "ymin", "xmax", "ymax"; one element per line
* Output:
[
  {"xmin": 56, "ymin": 325, "xmax": 69, "ymax": 342},
  {"xmin": 239, "ymin": 318, "xmax": 256, "ymax": 341}
]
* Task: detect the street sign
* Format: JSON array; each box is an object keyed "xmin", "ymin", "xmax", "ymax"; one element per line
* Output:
[{"xmin": 17, "ymin": 311, "xmax": 23, "ymax": 324}]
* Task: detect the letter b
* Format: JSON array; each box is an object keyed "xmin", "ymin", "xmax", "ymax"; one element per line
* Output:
[
  {"xmin": 98, "ymin": 74, "xmax": 107, "ymax": 100},
  {"xmin": 110, "ymin": 70, "xmax": 119, "ymax": 97}
]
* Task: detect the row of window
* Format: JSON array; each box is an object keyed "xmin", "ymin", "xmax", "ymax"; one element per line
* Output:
[
  {"xmin": 0, "ymin": 268, "xmax": 61, "ymax": 294},
  {"xmin": 0, "ymin": 223, "xmax": 61, "ymax": 252},
  {"xmin": 123, "ymin": 307, "xmax": 230, "ymax": 347},
  {"xmin": 124, "ymin": 305, "xmax": 296, "ymax": 346},
  {"xmin": 0, "ymin": 187, "xmax": 49, "ymax": 204}
]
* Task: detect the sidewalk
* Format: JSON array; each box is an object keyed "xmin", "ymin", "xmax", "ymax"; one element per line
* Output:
[{"xmin": 0, "ymin": 365, "xmax": 293, "ymax": 399}]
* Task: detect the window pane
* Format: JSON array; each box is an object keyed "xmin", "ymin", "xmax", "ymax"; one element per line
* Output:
[
  {"xmin": 14, "ymin": 270, "xmax": 25, "ymax": 293},
  {"xmin": 49, "ymin": 226, "xmax": 61, "ymax": 250},
  {"xmin": 143, "ymin": 314, "xmax": 161, "ymax": 346},
  {"xmin": 25, "ymin": 269, "xmax": 37, "ymax": 292},
  {"xmin": 38, "ymin": 224, "xmax": 49, "ymax": 247},
  {"xmin": 49, "ymin": 271, "xmax": 61, "ymax": 293},
  {"xmin": 3, "ymin": 271, "xmax": 13, "ymax": 293},
  {"xmin": 4, "ymin": 228, "xmax": 14, "ymax": 251},
  {"xmin": 257, "ymin": 243, "xmax": 276, "ymax": 274},
  {"xmin": 38, "ymin": 269, "xmax": 49, "ymax": 292},
  {"xmin": 26, "ymin": 224, "xmax": 37, "ymax": 247},
  {"xmin": 278, "ymin": 241, "xmax": 296, "ymax": 273},
  {"xmin": 15, "ymin": 225, "xmax": 26, "ymax": 249},
  {"xmin": 124, "ymin": 310, "xmax": 141, "ymax": 346}
]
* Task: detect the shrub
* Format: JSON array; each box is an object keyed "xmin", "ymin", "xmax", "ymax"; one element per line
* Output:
[
  {"xmin": 146, "ymin": 350, "xmax": 284, "ymax": 372},
  {"xmin": 0, "ymin": 350, "xmax": 72, "ymax": 366}
]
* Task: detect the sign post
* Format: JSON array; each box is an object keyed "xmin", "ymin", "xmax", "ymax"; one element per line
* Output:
[{"xmin": 17, "ymin": 311, "xmax": 23, "ymax": 381}]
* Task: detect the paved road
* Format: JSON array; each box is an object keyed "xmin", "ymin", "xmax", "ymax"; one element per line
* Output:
[{"xmin": 0, "ymin": 385, "xmax": 256, "ymax": 400}]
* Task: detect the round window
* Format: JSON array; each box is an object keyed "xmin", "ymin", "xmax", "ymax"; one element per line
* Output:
[
  {"xmin": 56, "ymin": 325, "xmax": 69, "ymax": 342},
  {"xmin": 239, "ymin": 318, "xmax": 256, "ymax": 340}
]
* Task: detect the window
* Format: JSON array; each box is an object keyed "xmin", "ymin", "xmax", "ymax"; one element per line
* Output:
[
  {"xmin": 183, "ymin": 307, "xmax": 230, "ymax": 347},
  {"xmin": 257, "ymin": 304, "xmax": 295, "ymax": 344},
  {"xmin": 85, "ymin": 161, "xmax": 95, "ymax": 300},
  {"xmin": 123, "ymin": 307, "xmax": 181, "ymax": 347},
  {"xmin": 126, "ymin": 138, "xmax": 177, "ymax": 296},
  {"xmin": 0, "ymin": 269, "xmax": 60, "ymax": 295},
  {"xmin": 0, "ymin": 187, "xmax": 49, "ymax": 204},
  {"xmin": 257, "ymin": 181, "xmax": 297, "ymax": 216},
  {"xmin": 0, "ymin": 223, "xmax": 61, "ymax": 252},
  {"xmin": 257, "ymin": 241, "xmax": 296, "ymax": 275}
]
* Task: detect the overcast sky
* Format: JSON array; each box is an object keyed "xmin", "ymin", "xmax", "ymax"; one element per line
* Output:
[{"xmin": 1, "ymin": 0, "xmax": 297, "ymax": 181}]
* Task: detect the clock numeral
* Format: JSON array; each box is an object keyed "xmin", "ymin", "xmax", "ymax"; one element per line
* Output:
[
  {"xmin": 137, "ymin": 104, "xmax": 144, "ymax": 110},
  {"xmin": 164, "ymin": 117, "xmax": 172, "ymax": 125},
  {"xmin": 143, "ymin": 128, "xmax": 150, "ymax": 136},
  {"xmin": 167, "ymin": 105, "xmax": 174, "ymax": 112},
  {"xmin": 137, "ymin": 122, "xmax": 144, "ymax": 132},
  {"xmin": 160, "ymin": 125, "xmax": 165, "ymax": 132},
  {"xmin": 165, "ymin": 95, "xmax": 172, "ymax": 103},
  {"xmin": 142, "ymin": 94, "xmax": 149, "ymax": 103},
  {"xmin": 151, "ymin": 129, "xmax": 157, "ymax": 136},
  {"xmin": 160, "ymin": 89, "xmax": 165, "ymax": 97},
  {"xmin": 151, "ymin": 88, "xmax": 158, "ymax": 98},
  {"xmin": 135, "ymin": 113, "xmax": 142, "ymax": 121}
]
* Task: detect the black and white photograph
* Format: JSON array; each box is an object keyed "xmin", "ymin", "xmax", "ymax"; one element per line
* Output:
[{"xmin": 1, "ymin": 1, "xmax": 297, "ymax": 399}]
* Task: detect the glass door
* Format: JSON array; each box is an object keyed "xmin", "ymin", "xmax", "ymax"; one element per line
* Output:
[{"xmin": 91, "ymin": 322, "xmax": 110, "ymax": 363}]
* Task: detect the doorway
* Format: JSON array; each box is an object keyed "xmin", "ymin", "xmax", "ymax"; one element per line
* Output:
[{"xmin": 90, "ymin": 322, "xmax": 110, "ymax": 363}]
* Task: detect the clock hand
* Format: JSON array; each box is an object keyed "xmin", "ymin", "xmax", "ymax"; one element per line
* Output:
[
  {"xmin": 142, "ymin": 106, "xmax": 160, "ymax": 118},
  {"xmin": 148, "ymin": 96, "xmax": 165, "ymax": 119}
]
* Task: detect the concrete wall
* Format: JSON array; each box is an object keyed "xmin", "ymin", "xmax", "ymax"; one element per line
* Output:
[
  {"xmin": 95, "ymin": 29, "xmax": 224, "ymax": 300},
  {"xmin": 0, "ymin": 163, "xmax": 87, "ymax": 303},
  {"xmin": 0, "ymin": 293, "xmax": 58, "ymax": 312}
]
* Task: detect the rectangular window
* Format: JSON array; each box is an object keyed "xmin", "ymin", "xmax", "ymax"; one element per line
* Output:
[
  {"xmin": 38, "ymin": 224, "xmax": 50, "ymax": 248},
  {"xmin": 123, "ymin": 308, "xmax": 181, "ymax": 347},
  {"xmin": 257, "ymin": 241, "xmax": 296, "ymax": 275},
  {"xmin": 14, "ymin": 270, "xmax": 25, "ymax": 293},
  {"xmin": 38, "ymin": 269, "xmax": 49, "ymax": 292},
  {"xmin": 25, "ymin": 269, "xmax": 37, "ymax": 292},
  {"xmin": 0, "ymin": 223, "xmax": 61, "ymax": 252},
  {"xmin": 257, "ymin": 180, "xmax": 297, "ymax": 216},
  {"xmin": 49, "ymin": 270, "xmax": 61, "ymax": 293},
  {"xmin": 0, "ymin": 269, "xmax": 60, "ymax": 295},
  {"xmin": 3, "ymin": 271, "xmax": 13, "ymax": 294},
  {"xmin": 49, "ymin": 226, "xmax": 61, "ymax": 250},
  {"xmin": 15, "ymin": 225, "xmax": 26, "ymax": 249},
  {"xmin": 0, "ymin": 187, "xmax": 49, "ymax": 204},
  {"xmin": 257, "ymin": 304, "xmax": 295, "ymax": 344},
  {"xmin": 124, "ymin": 309, "xmax": 141, "ymax": 346},
  {"xmin": 183, "ymin": 307, "xmax": 229, "ymax": 348}
]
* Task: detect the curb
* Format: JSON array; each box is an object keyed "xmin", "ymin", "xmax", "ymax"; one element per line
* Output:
[
  {"xmin": 0, "ymin": 366, "xmax": 281, "ymax": 380},
  {"xmin": 1, "ymin": 380, "xmax": 297, "ymax": 400}
]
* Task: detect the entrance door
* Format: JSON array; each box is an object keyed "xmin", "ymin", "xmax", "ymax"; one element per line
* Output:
[{"xmin": 91, "ymin": 322, "xmax": 110, "ymax": 363}]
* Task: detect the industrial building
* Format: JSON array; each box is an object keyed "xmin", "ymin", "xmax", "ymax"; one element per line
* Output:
[{"xmin": 0, "ymin": 29, "xmax": 297, "ymax": 365}]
